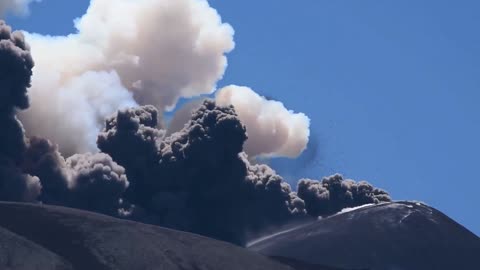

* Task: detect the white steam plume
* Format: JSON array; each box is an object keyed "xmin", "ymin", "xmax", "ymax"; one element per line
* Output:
[
  {"xmin": 21, "ymin": 71, "xmax": 137, "ymax": 154},
  {"xmin": 0, "ymin": 0, "xmax": 40, "ymax": 17},
  {"xmin": 20, "ymin": 0, "xmax": 235, "ymax": 154},
  {"xmin": 216, "ymin": 85, "xmax": 310, "ymax": 158}
]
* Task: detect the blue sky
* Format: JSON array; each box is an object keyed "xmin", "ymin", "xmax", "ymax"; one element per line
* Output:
[{"xmin": 7, "ymin": 1, "xmax": 479, "ymax": 235}]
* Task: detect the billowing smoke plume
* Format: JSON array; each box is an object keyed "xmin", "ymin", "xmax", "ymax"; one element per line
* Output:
[
  {"xmin": 63, "ymin": 152, "xmax": 129, "ymax": 214},
  {"xmin": 22, "ymin": 137, "xmax": 130, "ymax": 215},
  {"xmin": 166, "ymin": 98, "xmax": 205, "ymax": 135},
  {"xmin": 216, "ymin": 85, "xmax": 310, "ymax": 158},
  {"xmin": 20, "ymin": 0, "xmax": 234, "ymax": 154},
  {"xmin": 0, "ymin": 21, "xmax": 129, "ymax": 216},
  {"xmin": 97, "ymin": 100, "xmax": 306, "ymax": 244},
  {"xmin": 0, "ymin": 19, "xmax": 391, "ymax": 247},
  {"xmin": 0, "ymin": 0, "xmax": 40, "ymax": 17},
  {"xmin": 297, "ymin": 174, "xmax": 391, "ymax": 217},
  {"xmin": 257, "ymin": 95, "xmax": 320, "ymax": 181},
  {"xmin": 22, "ymin": 71, "xmax": 138, "ymax": 154},
  {"xmin": 0, "ymin": 20, "xmax": 41, "ymax": 202}
]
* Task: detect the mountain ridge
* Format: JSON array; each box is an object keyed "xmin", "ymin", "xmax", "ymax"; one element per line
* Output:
[
  {"xmin": 0, "ymin": 202, "xmax": 294, "ymax": 270},
  {"xmin": 249, "ymin": 201, "xmax": 480, "ymax": 270}
]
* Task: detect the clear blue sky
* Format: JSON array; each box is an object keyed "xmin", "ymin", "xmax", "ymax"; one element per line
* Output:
[{"xmin": 7, "ymin": 0, "xmax": 479, "ymax": 235}]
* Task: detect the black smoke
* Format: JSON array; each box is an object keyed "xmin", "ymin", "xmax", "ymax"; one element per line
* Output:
[
  {"xmin": 0, "ymin": 20, "xmax": 391, "ymax": 246},
  {"xmin": 22, "ymin": 136, "xmax": 130, "ymax": 216},
  {"xmin": 98, "ymin": 101, "xmax": 306, "ymax": 244},
  {"xmin": 0, "ymin": 21, "xmax": 130, "ymax": 216},
  {"xmin": 0, "ymin": 20, "xmax": 40, "ymax": 202},
  {"xmin": 22, "ymin": 137, "xmax": 70, "ymax": 204},
  {"xmin": 298, "ymin": 174, "xmax": 391, "ymax": 217}
]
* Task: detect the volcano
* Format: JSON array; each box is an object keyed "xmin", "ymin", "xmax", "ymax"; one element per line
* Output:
[
  {"xmin": 0, "ymin": 202, "xmax": 293, "ymax": 270},
  {"xmin": 0, "ymin": 201, "xmax": 477, "ymax": 270},
  {"xmin": 249, "ymin": 201, "xmax": 480, "ymax": 270}
]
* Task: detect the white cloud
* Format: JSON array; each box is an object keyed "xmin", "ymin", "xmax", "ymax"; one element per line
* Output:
[
  {"xmin": 216, "ymin": 85, "xmax": 310, "ymax": 158},
  {"xmin": 21, "ymin": 0, "xmax": 234, "ymax": 154}
]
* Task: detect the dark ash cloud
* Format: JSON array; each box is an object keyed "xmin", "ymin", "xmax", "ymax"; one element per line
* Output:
[
  {"xmin": 98, "ymin": 100, "xmax": 305, "ymax": 245},
  {"xmin": 0, "ymin": 20, "xmax": 392, "ymax": 247},
  {"xmin": 297, "ymin": 174, "xmax": 391, "ymax": 217},
  {"xmin": 0, "ymin": 21, "xmax": 33, "ymax": 111},
  {"xmin": 64, "ymin": 152, "xmax": 129, "ymax": 215},
  {"xmin": 0, "ymin": 20, "xmax": 40, "ymax": 202},
  {"xmin": 22, "ymin": 137, "xmax": 69, "ymax": 204},
  {"xmin": 0, "ymin": 21, "xmax": 130, "ymax": 215},
  {"xmin": 23, "ymin": 137, "xmax": 130, "ymax": 216},
  {"xmin": 166, "ymin": 98, "xmax": 205, "ymax": 135}
]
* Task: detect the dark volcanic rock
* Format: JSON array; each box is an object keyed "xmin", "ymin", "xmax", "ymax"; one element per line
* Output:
[
  {"xmin": 0, "ymin": 202, "xmax": 292, "ymax": 270},
  {"xmin": 270, "ymin": 256, "xmax": 352, "ymax": 270},
  {"xmin": 0, "ymin": 226, "xmax": 72, "ymax": 270},
  {"xmin": 249, "ymin": 201, "xmax": 480, "ymax": 270}
]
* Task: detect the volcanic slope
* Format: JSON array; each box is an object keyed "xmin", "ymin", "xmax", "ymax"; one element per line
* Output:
[
  {"xmin": 0, "ymin": 202, "xmax": 294, "ymax": 270},
  {"xmin": 249, "ymin": 201, "xmax": 480, "ymax": 270}
]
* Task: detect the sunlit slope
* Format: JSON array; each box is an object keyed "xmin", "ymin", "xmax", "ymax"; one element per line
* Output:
[{"xmin": 250, "ymin": 201, "xmax": 480, "ymax": 270}]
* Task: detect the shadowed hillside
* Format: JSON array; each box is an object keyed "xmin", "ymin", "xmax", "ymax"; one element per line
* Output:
[{"xmin": 0, "ymin": 202, "xmax": 294, "ymax": 270}]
